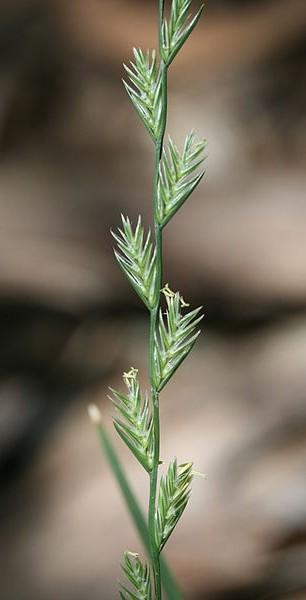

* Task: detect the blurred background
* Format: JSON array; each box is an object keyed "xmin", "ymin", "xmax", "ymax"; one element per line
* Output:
[{"xmin": 0, "ymin": 0, "xmax": 306, "ymax": 598}]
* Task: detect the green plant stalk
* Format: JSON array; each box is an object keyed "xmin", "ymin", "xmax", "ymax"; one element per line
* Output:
[
  {"xmin": 148, "ymin": 2, "xmax": 168, "ymax": 598},
  {"xmin": 105, "ymin": 1, "xmax": 205, "ymax": 596},
  {"xmin": 95, "ymin": 421, "xmax": 183, "ymax": 599}
]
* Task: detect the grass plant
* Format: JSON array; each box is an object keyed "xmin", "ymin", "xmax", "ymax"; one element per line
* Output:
[{"xmin": 89, "ymin": 2, "xmax": 206, "ymax": 598}]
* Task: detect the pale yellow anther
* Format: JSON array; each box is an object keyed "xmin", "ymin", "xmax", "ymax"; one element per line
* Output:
[
  {"xmin": 161, "ymin": 283, "xmax": 190, "ymax": 308},
  {"xmin": 123, "ymin": 367, "xmax": 139, "ymax": 384},
  {"xmin": 161, "ymin": 283, "xmax": 175, "ymax": 300},
  {"xmin": 180, "ymin": 295, "xmax": 190, "ymax": 308}
]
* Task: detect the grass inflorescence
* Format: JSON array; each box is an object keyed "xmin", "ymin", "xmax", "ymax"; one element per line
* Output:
[{"xmin": 90, "ymin": 2, "xmax": 206, "ymax": 598}]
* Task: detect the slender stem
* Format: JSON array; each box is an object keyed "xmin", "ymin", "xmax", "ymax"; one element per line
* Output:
[
  {"xmin": 148, "ymin": 21, "xmax": 168, "ymax": 599},
  {"xmin": 159, "ymin": 0, "xmax": 165, "ymax": 54},
  {"xmin": 148, "ymin": 167, "xmax": 163, "ymax": 600}
]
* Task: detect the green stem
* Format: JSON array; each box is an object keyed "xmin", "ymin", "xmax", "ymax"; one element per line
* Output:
[
  {"xmin": 148, "ymin": 28, "xmax": 168, "ymax": 599},
  {"xmin": 148, "ymin": 181, "xmax": 163, "ymax": 600},
  {"xmin": 159, "ymin": 0, "xmax": 165, "ymax": 54}
]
